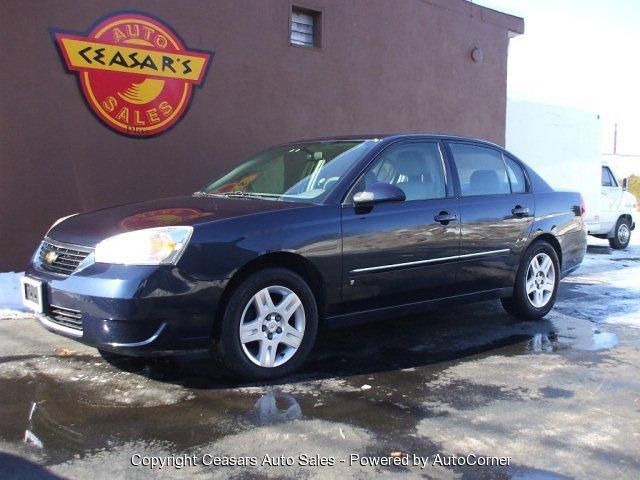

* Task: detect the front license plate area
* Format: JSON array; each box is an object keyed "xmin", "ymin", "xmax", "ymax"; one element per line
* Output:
[{"xmin": 21, "ymin": 276, "xmax": 44, "ymax": 313}]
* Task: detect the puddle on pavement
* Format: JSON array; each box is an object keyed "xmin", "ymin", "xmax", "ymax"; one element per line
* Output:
[
  {"xmin": 537, "ymin": 386, "xmax": 574, "ymax": 399},
  {"xmin": 525, "ymin": 327, "xmax": 618, "ymax": 354},
  {"xmin": 0, "ymin": 287, "xmax": 624, "ymax": 473},
  {"xmin": 581, "ymin": 329, "xmax": 619, "ymax": 351},
  {"xmin": 525, "ymin": 332, "xmax": 558, "ymax": 353}
]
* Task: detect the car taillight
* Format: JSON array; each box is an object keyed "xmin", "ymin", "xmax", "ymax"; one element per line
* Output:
[{"xmin": 579, "ymin": 195, "xmax": 586, "ymax": 216}]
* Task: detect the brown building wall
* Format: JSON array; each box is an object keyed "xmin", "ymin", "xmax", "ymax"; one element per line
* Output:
[{"xmin": 0, "ymin": 0, "xmax": 523, "ymax": 271}]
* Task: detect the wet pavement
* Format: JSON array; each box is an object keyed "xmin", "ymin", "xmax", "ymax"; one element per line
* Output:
[{"xmin": 1, "ymin": 238, "xmax": 639, "ymax": 479}]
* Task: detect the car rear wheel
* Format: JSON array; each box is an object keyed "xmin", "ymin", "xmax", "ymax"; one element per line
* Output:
[
  {"xmin": 216, "ymin": 268, "xmax": 318, "ymax": 381},
  {"xmin": 501, "ymin": 241, "xmax": 560, "ymax": 320},
  {"xmin": 609, "ymin": 217, "xmax": 631, "ymax": 250}
]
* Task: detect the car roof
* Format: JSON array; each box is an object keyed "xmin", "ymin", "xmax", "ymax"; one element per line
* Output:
[{"xmin": 281, "ymin": 134, "xmax": 505, "ymax": 151}]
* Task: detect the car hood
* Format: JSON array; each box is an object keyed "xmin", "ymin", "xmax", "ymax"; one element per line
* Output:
[{"xmin": 47, "ymin": 195, "xmax": 306, "ymax": 247}]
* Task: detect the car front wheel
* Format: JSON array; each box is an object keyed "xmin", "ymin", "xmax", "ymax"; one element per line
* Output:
[
  {"xmin": 216, "ymin": 268, "xmax": 318, "ymax": 381},
  {"xmin": 501, "ymin": 241, "xmax": 560, "ymax": 320}
]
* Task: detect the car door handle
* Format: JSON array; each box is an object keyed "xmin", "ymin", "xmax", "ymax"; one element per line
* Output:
[
  {"xmin": 512, "ymin": 205, "xmax": 530, "ymax": 217},
  {"xmin": 434, "ymin": 211, "xmax": 458, "ymax": 225}
]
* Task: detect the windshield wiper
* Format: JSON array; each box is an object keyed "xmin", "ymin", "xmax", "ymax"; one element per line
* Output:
[
  {"xmin": 225, "ymin": 192, "xmax": 279, "ymax": 200},
  {"xmin": 193, "ymin": 191, "xmax": 278, "ymax": 200},
  {"xmin": 193, "ymin": 191, "xmax": 223, "ymax": 198},
  {"xmin": 221, "ymin": 190, "xmax": 250, "ymax": 197}
]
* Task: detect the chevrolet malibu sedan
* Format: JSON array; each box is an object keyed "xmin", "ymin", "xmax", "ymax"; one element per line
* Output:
[{"xmin": 22, "ymin": 135, "xmax": 587, "ymax": 380}]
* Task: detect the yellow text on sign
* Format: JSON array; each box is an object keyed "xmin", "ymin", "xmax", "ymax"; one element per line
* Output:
[{"xmin": 59, "ymin": 38, "xmax": 207, "ymax": 83}]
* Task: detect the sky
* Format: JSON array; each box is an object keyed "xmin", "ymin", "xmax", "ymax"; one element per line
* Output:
[{"xmin": 473, "ymin": 0, "xmax": 640, "ymax": 154}]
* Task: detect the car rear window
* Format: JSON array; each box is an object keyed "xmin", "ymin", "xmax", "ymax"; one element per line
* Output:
[{"xmin": 504, "ymin": 156, "xmax": 527, "ymax": 193}]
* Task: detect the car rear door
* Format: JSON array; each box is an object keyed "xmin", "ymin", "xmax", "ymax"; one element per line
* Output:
[
  {"xmin": 445, "ymin": 141, "xmax": 534, "ymax": 292},
  {"xmin": 340, "ymin": 140, "xmax": 460, "ymax": 312}
]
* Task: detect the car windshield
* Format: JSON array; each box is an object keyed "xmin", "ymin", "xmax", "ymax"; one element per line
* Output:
[{"xmin": 199, "ymin": 140, "xmax": 377, "ymax": 202}]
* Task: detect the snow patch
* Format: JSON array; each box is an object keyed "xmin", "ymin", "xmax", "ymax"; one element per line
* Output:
[
  {"xmin": 603, "ymin": 311, "xmax": 640, "ymax": 329},
  {"xmin": 0, "ymin": 271, "xmax": 26, "ymax": 312}
]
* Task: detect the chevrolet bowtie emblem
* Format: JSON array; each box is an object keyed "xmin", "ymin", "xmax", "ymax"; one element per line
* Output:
[{"xmin": 45, "ymin": 251, "xmax": 59, "ymax": 264}]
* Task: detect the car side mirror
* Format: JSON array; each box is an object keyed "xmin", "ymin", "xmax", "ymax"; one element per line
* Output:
[
  {"xmin": 353, "ymin": 182, "xmax": 406, "ymax": 206},
  {"xmin": 622, "ymin": 177, "xmax": 628, "ymax": 190}
]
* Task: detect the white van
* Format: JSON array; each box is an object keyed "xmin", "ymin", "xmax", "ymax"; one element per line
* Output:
[
  {"xmin": 585, "ymin": 164, "xmax": 636, "ymax": 249},
  {"xmin": 506, "ymin": 100, "xmax": 637, "ymax": 249}
]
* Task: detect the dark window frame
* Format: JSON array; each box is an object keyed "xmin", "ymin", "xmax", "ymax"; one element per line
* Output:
[
  {"xmin": 602, "ymin": 166, "xmax": 618, "ymax": 187},
  {"xmin": 502, "ymin": 153, "xmax": 532, "ymax": 193},
  {"xmin": 445, "ymin": 141, "xmax": 532, "ymax": 197},
  {"xmin": 289, "ymin": 3, "xmax": 323, "ymax": 49},
  {"xmin": 502, "ymin": 154, "xmax": 529, "ymax": 194}
]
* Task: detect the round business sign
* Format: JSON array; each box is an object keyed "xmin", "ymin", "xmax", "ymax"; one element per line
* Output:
[{"xmin": 53, "ymin": 11, "xmax": 213, "ymax": 137}]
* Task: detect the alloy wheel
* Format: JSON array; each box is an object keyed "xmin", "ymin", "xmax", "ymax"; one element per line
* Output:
[
  {"xmin": 618, "ymin": 223, "xmax": 630, "ymax": 244},
  {"xmin": 239, "ymin": 285, "xmax": 306, "ymax": 368},
  {"xmin": 525, "ymin": 253, "xmax": 555, "ymax": 308}
]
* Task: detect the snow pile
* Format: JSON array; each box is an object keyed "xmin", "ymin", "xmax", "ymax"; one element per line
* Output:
[
  {"xmin": 573, "ymin": 236, "xmax": 640, "ymax": 329},
  {"xmin": 0, "ymin": 271, "xmax": 26, "ymax": 312}
]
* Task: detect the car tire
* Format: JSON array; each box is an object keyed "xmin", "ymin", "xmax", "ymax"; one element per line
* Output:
[
  {"xmin": 608, "ymin": 217, "xmax": 631, "ymax": 250},
  {"xmin": 501, "ymin": 240, "xmax": 560, "ymax": 320},
  {"xmin": 216, "ymin": 268, "xmax": 318, "ymax": 381}
]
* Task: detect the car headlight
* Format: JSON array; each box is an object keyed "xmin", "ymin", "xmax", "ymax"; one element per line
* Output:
[
  {"xmin": 94, "ymin": 226, "xmax": 193, "ymax": 265},
  {"xmin": 47, "ymin": 213, "xmax": 78, "ymax": 233}
]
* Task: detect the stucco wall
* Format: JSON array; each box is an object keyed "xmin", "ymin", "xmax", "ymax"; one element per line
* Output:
[{"xmin": 0, "ymin": 0, "xmax": 522, "ymax": 270}]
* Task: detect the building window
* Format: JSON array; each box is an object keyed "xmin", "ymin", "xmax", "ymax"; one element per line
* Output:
[{"xmin": 290, "ymin": 7, "xmax": 320, "ymax": 48}]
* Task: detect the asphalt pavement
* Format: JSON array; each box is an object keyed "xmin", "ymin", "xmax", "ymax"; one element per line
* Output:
[{"xmin": 1, "ymin": 238, "xmax": 639, "ymax": 479}]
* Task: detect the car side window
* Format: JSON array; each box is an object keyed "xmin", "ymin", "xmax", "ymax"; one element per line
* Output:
[
  {"xmin": 351, "ymin": 142, "xmax": 447, "ymax": 202},
  {"xmin": 602, "ymin": 166, "xmax": 617, "ymax": 187},
  {"xmin": 449, "ymin": 143, "xmax": 510, "ymax": 196},
  {"xmin": 504, "ymin": 156, "xmax": 527, "ymax": 193}
]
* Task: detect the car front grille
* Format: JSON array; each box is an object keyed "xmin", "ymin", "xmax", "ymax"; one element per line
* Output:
[
  {"xmin": 48, "ymin": 305, "xmax": 83, "ymax": 331},
  {"xmin": 38, "ymin": 238, "xmax": 93, "ymax": 276}
]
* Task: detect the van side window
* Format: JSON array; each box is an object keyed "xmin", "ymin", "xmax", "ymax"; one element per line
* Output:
[
  {"xmin": 449, "ymin": 144, "xmax": 510, "ymax": 196},
  {"xmin": 504, "ymin": 156, "xmax": 527, "ymax": 193},
  {"xmin": 601, "ymin": 166, "xmax": 617, "ymax": 187}
]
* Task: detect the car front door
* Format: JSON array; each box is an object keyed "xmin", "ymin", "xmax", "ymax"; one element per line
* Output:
[
  {"xmin": 340, "ymin": 141, "xmax": 460, "ymax": 313},
  {"xmin": 446, "ymin": 142, "xmax": 534, "ymax": 292}
]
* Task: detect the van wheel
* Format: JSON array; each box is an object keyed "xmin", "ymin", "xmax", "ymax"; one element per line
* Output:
[
  {"xmin": 501, "ymin": 241, "xmax": 560, "ymax": 320},
  {"xmin": 609, "ymin": 217, "xmax": 631, "ymax": 250},
  {"xmin": 216, "ymin": 268, "xmax": 318, "ymax": 381}
]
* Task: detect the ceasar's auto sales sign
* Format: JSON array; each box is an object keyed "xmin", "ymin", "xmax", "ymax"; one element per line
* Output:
[{"xmin": 53, "ymin": 11, "xmax": 213, "ymax": 137}]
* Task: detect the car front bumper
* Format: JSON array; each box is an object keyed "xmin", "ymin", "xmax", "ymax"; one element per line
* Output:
[{"xmin": 24, "ymin": 260, "xmax": 226, "ymax": 356}]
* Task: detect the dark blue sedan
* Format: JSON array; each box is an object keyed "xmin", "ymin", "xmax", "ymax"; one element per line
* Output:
[{"xmin": 21, "ymin": 135, "xmax": 587, "ymax": 380}]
